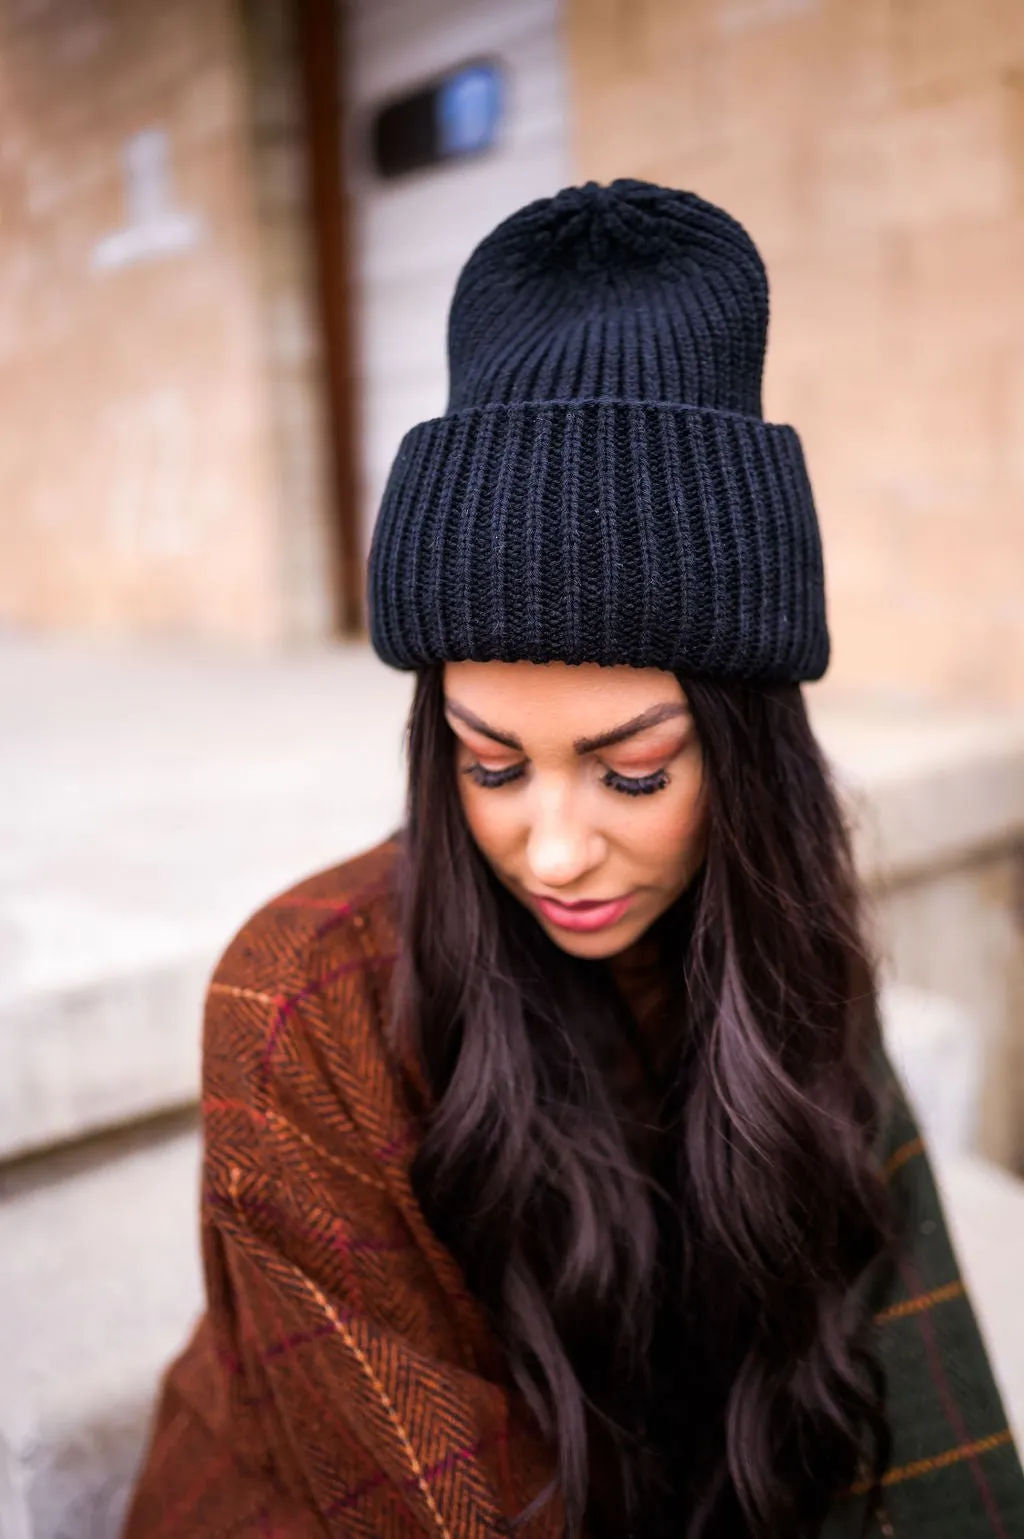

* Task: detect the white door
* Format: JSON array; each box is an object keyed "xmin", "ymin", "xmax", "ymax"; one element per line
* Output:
[{"xmin": 343, "ymin": 0, "xmax": 571, "ymax": 556}]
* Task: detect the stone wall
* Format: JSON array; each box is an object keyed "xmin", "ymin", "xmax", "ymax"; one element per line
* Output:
[
  {"xmin": 0, "ymin": 0, "xmax": 285, "ymax": 642},
  {"xmin": 566, "ymin": 0, "xmax": 1024, "ymax": 706}
]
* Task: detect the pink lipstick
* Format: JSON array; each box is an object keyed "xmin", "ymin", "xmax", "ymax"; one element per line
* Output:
[{"xmin": 531, "ymin": 893, "xmax": 634, "ymax": 933}]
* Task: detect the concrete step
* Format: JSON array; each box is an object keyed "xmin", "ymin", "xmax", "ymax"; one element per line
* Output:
[
  {"xmin": 881, "ymin": 983, "xmax": 983, "ymax": 1156},
  {"xmin": 934, "ymin": 1151, "xmax": 1024, "ymax": 1447},
  {"xmin": 0, "ymin": 1122, "xmax": 202, "ymax": 1539},
  {"xmin": 0, "ymin": 1123, "xmax": 1020, "ymax": 1539},
  {"xmin": 0, "ymin": 641, "xmax": 413, "ymax": 1162}
]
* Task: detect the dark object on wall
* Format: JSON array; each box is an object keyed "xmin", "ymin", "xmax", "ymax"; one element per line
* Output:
[{"xmin": 370, "ymin": 60, "xmax": 504, "ymax": 179}]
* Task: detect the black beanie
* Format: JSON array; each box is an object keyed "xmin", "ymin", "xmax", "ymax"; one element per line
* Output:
[{"xmin": 367, "ymin": 179, "xmax": 829, "ymax": 682}]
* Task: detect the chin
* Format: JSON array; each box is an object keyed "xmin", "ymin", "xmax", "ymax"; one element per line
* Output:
[{"xmin": 537, "ymin": 916, "xmax": 644, "ymax": 961}]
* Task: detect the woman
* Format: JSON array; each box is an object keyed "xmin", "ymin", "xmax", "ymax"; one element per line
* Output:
[{"xmin": 124, "ymin": 182, "xmax": 1023, "ymax": 1538}]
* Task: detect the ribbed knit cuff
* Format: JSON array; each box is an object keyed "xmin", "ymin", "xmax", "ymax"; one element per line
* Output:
[{"xmin": 367, "ymin": 399, "xmax": 828, "ymax": 683}]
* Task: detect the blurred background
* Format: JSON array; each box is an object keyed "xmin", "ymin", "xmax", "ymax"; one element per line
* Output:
[{"xmin": 1, "ymin": 1, "xmax": 1023, "ymax": 1535}]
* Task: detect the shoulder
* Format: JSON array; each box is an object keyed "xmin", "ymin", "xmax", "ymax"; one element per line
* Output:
[
  {"xmin": 199, "ymin": 838, "xmax": 424, "ymax": 1288},
  {"xmin": 213, "ymin": 834, "xmax": 402, "ymax": 995},
  {"xmin": 201, "ymin": 836, "xmax": 405, "ymax": 1116}
]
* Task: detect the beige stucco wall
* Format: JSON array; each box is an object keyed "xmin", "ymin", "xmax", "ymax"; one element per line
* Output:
[
  {"xmin": 241, "ymin": 0, "xmax": 338, "ymax": 641},
  {"xmin": 0, "ymin": 0, "xmax": 285, "ymax": 642},
  {"xmin": 567, "ymin": 0, "xmax": 1024, "ymax": 706}
]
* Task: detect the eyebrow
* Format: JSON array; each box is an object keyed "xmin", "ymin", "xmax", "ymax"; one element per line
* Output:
[{"xmin": 444, "ymin": 699, "xmax": 690, "ymax": 755}]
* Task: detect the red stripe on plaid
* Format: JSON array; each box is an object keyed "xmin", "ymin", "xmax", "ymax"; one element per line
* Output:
[
  {"xmin": 258, "ymin": 1322, "xmax": 337, "ymax": 1366},
  {"xmin": 377, "ymin": 1124, "xmax": 419, "ymax": 1160},
  {"xmin": 900, "ymin": 1255, "xmax": 1009, "ymax": 1538},
  {"xmin": 325, "ymin": 1464, "xmax": 390, "ymax": 1515},
  {"xmin": 309, "ymin": 875, "xmax": 393, "ymax": 942},
  {"xmin": 264, "ymin": 871, "xmax": 393, "ymax": 925},
  {"xmin": 325, "ymin": 1441, "xmax": 485, "ymax": 1518},
  {"xmin": 208, "ymin": 1186, "xmax": 410, "ymax": 1260},
  {"xmin": 258, "ymin": 951, "xmax": 397, "ymax": 1081},
  {"xmin": 203, "ymin": 1092, "xmax": 411, "ymax": 1180}
]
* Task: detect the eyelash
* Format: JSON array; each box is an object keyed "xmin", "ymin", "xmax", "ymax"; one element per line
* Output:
[{"xmin": 463, "ymin": 763, "xmax": 671, "ymax": 796}]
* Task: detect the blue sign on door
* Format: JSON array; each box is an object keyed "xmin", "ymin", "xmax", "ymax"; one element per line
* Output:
[
  {"xmin": 371, "ymin": 58, "xmax": 504, "ymax": 180},
  {"xmin": 437, "ymin": 62, "xmax": 503, "ymax": 157}
]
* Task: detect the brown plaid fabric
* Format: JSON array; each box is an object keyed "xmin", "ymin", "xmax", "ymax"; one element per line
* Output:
[{"xmin": 123, "ymin": 839, "xmax": 1024, "ymax": 1538}]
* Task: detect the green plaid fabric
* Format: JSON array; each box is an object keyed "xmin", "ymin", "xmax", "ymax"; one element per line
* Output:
[{"xmin": 824, "ymin": 1060, "xmax": 1024, "ymax": 1538}]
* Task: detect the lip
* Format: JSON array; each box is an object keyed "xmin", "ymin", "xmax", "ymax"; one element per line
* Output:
[{"xmin": 530, "ymin": 892, "xmax": 634, "ymax": 933}]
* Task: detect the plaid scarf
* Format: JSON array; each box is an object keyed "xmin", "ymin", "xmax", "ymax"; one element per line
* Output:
[{"xmin": 124, "ymin": 839, "xmax": 1023, "ymax": 1538}]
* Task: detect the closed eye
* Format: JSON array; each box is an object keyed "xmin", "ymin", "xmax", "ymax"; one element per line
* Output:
[
  {"xmin": 463, "ymin": 761, "xmax": 526, "ymax": 789},
  {"xmin": 602, "ymin": 767, "xmax": 671, "ymax": 796},
  {"xmin": 463, "ymin": 761, "xmax": 671, "ymax": 796}
]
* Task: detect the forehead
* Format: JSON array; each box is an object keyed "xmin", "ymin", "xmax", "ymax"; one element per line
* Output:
[{"xmin": 442, "ymin": 660, "xmax": 687, "ymax": 743}]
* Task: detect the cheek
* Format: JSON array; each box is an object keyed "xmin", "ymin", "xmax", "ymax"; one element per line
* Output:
[
  {"xmin": 457, "ymin": 783, "xmax": 521, "ymax": 867},
  {"xmin": 615, "ymin": 762, "xmax": 706, "ymax": 879}
]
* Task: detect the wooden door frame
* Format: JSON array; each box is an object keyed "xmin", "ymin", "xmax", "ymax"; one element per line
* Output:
[{"xmin": 296, "ymin": 0, "xmax": 363, "ymax": 636}]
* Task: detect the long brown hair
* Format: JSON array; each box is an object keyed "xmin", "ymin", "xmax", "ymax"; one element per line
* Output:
[{"xmin": 393, "ymin": 665, "xmax": 891, "ymax": 1538}]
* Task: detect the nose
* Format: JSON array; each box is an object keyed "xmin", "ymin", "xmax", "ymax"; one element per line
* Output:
[{"xmin": 526, "ymin": 784, "xmax": 604, "ymax": 891}]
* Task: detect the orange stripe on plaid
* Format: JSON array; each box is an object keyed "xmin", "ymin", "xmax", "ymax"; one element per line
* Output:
[
  {"xmin": 209, "ymin": 982, "xmax": 281, "ymax": 1006},
  {"xmin": 886, "ymin": 1136, "xmax": 924, "ymax": 1178},
  {"xmin": 203, "ymin": 1095, "xmax": 391, "ymax": 1191},
  {"xmin": 851, "ymin": 1429, "xmax": 1015, "ymax": 1494},
  {"xmin": 225, "ymin": 1164, "xmax": 453, "ymax": 1539},
  {"xmin": 876, "ymin": 1279, "xmax": 965, "ymax": 1325},
  {"xmin": 299, "ymin": 1278, "xmax": 453, "ymax": 1539}
]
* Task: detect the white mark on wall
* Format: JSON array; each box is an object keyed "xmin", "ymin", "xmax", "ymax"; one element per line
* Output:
[
  {"xmin": 716, "ymin": 0, "xmax": 817, "ymax": 34},
  {"xmin": 105, "ymin": 390, "xmax": 193, "ymax": 558},
  {"xmin": 91, "ymin": 129, "xmax": 204, "ymax": 273}
]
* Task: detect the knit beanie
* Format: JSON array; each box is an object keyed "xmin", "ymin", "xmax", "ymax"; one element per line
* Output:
[{"xmin": 367, "ymin": 179, "xmax": 829, "ymax": 682}]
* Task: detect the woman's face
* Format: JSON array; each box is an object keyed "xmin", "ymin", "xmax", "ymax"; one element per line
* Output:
[{"xmin": 444, "ymin": 660, "xmax": 707, "ymax": 960}]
